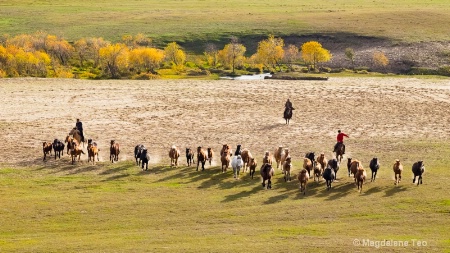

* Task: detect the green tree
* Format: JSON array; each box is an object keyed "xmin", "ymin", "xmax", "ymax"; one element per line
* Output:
[{"xmin": 345, "ymin": 48, "xmax": 355, "ymax": 70}]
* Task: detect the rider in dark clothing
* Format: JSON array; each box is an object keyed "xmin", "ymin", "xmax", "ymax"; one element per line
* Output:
[
  {"xmin": 285, "ymin": 99, "xmax": 293, "ymax": 110},
  {"xmin": 76, "ymin": 119, "xmax": 84, "ymax": 142}
]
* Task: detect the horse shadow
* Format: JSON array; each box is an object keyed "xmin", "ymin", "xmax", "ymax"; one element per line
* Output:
[
  {"xmin": 384, "ymin": 185, "xmax": 408, "ymax": 197},
  {"xmin": 259, "ymin": 123, "xmax": 283, "ymax": 131},
  {"xmin": 315, "ymin": 181, "xmax": 356, "ymax": 200},
  {"xmin": 99, "ymin": 164, "xmax": 133, "ymax": 176},
  {"xmin": 221, "ymin": 185, "xmax": 262, "ymax": 202},
  {"xmin": 136, "ymin": 165, "xmax": 171, "ymax": 175}
]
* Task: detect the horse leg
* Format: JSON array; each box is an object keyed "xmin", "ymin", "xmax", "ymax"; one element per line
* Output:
[
  {"xmin": 202, "ymin": 161, "xmax": 205, "ymax": 171},
  {"xmin": 262, "ymin": 179, "xmax": 265, "ymax": 188}
]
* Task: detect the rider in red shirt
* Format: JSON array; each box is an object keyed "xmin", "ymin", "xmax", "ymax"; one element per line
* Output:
[{"xmin": 334, "ymin": 130, "xmax": 349, "ymax": 154}]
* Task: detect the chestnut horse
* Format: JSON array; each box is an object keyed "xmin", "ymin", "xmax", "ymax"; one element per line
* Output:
[
  {"xmin": 169, "ymin": 146, "xmax": 180, "ymax": 166},
  {"xmin": 69, "ymin": 128, "xmax": 84, "ymax": 148},
  {"xmin": 261, "ymin": 163, "xmax": 274, "ymax": 189},
  {"xmin": 70, "ymin": 140, "xmax": 85, "ymax": 164},
  {"xmin": 110, "ymin": 140, "xmax": 120, "ymax": 163},
  {"xmin": 196, "ymin": 146, "xmax": 208, "ymax": 171}
]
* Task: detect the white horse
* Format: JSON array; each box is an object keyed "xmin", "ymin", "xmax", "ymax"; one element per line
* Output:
[{"xmin": 231, "ymin": 155, "xmax": 244, "ymax": 179}]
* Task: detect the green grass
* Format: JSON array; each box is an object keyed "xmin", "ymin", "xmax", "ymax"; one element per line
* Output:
[
  {"xmin": 1, "ymin": 141, "xmax": 449, "ymax": 252},
  {"xmin": 1, "ymin": 0, "xmax": 450, "ymax": 46}
]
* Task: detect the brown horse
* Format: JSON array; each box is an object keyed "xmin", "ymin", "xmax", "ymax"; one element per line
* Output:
[
  {"xmin": 221, "ymin": 149, "xmax": 230, "ymax": 173},
  {"xmin": 355, "ymin": 164, "xmax": 366, "ymax": 193},
  {"xmin": 249, "ymin": 158, "xmax": 257, "ymax": 179},
  {"xmin": 273, "ymin": 146, "xmax": 285, "ymax": 169},
  {"xmin": 42, "ymin": 142, "xmax": 53, "ymax": 161},
  {"xmin": 110, "ymin": 140, "xmax": 120, "ymax": 163},
  {"xmin": 263, "ymin": 151, "xmax": 273, "ymax": 165},
  {"xmin": 169, "ymin": 146, "xmax": 180, "ymax": 166},
  {"xmin": 313, "ymin": 162, "xmax": 322, "ymax": 182},
  {"xmin": 240, "ymin": 149, "xmax": 253, "ymax": 173},
  {"xmin": 298, "ymin": 168, "xmax": 309, "ymax": 195},
  {"xmin": 196, "ymin": 146, "xmax": 208, "ymax": 171},
  {"xmin": 87, "ymin": 139, "xmax": 99, "ymax": 165},
  {"xmin": 303, "ymin": 158, "xmax": 313, "ymax": 178},
  {"xmin": 393, "ymin": 159, "xmax": 403, "ymax": 185},
  {"xmin": 335, "ymin": 143, "xmax": 344, "ymax": 163},
  {"xmin": 260, "ymin": 163, "xmax": 274, "ymax": 189},
  {"xmin": 65, "ymin": 135, "xmax": 75, "ymax": 155},
  {"xmin": 282, "ymin": 156, "xmax": 292, "ymax": 182},
  {"xmin": 69, "ymin": 128, "xmax": 84, "ymax": 148},
  {"xmin": 70, "ymin": 140, "xmax": 85, "ymax": 164},
  {"xmin": 207, "ymin": 148, "xmax": 214, "ymax": 166}
]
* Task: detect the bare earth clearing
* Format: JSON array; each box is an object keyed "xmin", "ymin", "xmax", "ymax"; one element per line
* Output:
[{"xmin": 0, "ymin": 77, "xmax": 449, "ymax": 168}]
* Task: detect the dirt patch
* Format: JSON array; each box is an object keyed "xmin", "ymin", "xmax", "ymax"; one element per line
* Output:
[{"xmin": 1, "ymin": 77, "xmax": 449, "ymax": 167}]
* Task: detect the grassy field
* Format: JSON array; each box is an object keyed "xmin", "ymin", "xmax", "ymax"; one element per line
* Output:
[
  {"xmin": 0, "ymin": 142, "xmax": 449, "ymax": 252},
  {"xmin": 0, "ymin": 77, "xmax": 449, "ymax": 252},
  {"xmin": 1, "ymin": 0, "xmax": 450, "ymax": 44}
]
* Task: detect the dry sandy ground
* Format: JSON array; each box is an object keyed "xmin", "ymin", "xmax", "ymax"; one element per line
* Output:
[{"xmin": 0, "ymin": 77, "xmax": 449, "ymax": 167}]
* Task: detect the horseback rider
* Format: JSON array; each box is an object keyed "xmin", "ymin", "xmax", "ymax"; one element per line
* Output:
[
  {"xmin": 334, "ymin": 130, "xmax": 349, "ymax": 154},
  {"xmin": 76, "ymin": 119, "xmax": 85, "ymax": 142},
  {"xmin": 285, "ymin": 99, "xmax": 294, "ymax": 111}
]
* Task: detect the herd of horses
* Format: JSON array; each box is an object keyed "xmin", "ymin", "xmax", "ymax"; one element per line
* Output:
[
  {"xmin": 42, "ymin": 127, "xmax": 426, "ymax": 195},
  {"xmin": 42, "ymin": 128, "xmax": 118, "ymax": 165}
]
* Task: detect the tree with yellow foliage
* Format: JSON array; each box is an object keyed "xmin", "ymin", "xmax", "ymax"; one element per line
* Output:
[
  {"xmin": 204, "ymin": 43, "xmax": 219, "ymax": 67},
  {"xmin": 164, "ymin": 42, "xmax": 186, "ymax": 72},
  {"xmin": 129, "ymin": 47, "xmax": 164, "ymax": 73},
  {"xmin": 218, "ymin": 36, "xmax": 246, "ymax": 74},
  {"xmin": 45, "ymin": 35, "xmax": 74, "ymax": 66},
  {"xmin": 301, "ymin": 41, "xmax": 332, "ymax": 71},
  {"xmin": 0, "ymin": 45, "xmax": 51, "ymax": 77},
  {"xmin": 373, "ymin": 51, "xmax": 389, "ymax": 72},
  {"xmin": 99, "ymin": 43, "xmax": 129, "ymax": 78},
  {"xmin": 255, "ymin": 35, "xmax": 284, "ymax": 71}
]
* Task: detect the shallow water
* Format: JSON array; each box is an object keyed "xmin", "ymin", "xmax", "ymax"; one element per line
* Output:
[{"xmin": 220, "ymin": 73, "xmax": 272, "ymax": 80}]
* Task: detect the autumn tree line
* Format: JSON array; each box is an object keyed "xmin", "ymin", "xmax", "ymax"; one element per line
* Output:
[{"xmin": 0, "ymin": 32, "xmax": 390, "ymax": 79}]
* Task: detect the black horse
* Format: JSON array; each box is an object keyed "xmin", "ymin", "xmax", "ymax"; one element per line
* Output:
[
  {"xmin": 412, "ymin": 160, "xmax": 425, "ymax": 185},
  {"xmin": 140, "ymin": 148, "xmax": 150, "ymax": 171},
  {"xmin": 283, "ymin": 107, "xmax": 293, "ymax": 124},
  {"xmin": 134, "ymin": 144, "xmax": 145, "ymax": 166},
  {"xmin": 327, "ymin": 158, "xmax": 339, "ymax": 180},
  {"xmin": 52, "ymin": 139, "xmax": 65, "ymax": 160},
  {"xmin": 323, "ymin": 165, "xmax": 336, "ymax": 190},
  {"xmin": 369, "ymin": 157, "xmax": 380, "ymax": 182}
]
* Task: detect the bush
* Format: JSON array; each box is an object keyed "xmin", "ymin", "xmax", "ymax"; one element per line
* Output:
[
  {"xmin": 132, "ymin": 73, "xmax": 160, "ymax": 80},
  {"xmin": 358, "ymin": 70, "xmax": 369, "ymax": 74},
  {"xmin": 329, "ymin": 68, "xmax": 344, "ymax": 73},
  {"xmin": 187, "ymin": 69, "xmax": 210, "ymax": 76}
]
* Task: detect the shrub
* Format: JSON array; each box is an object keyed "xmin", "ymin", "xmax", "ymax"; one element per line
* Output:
[{"xmin": 132, "ymin": 73, "xmax": 160, "ymax": 80}]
